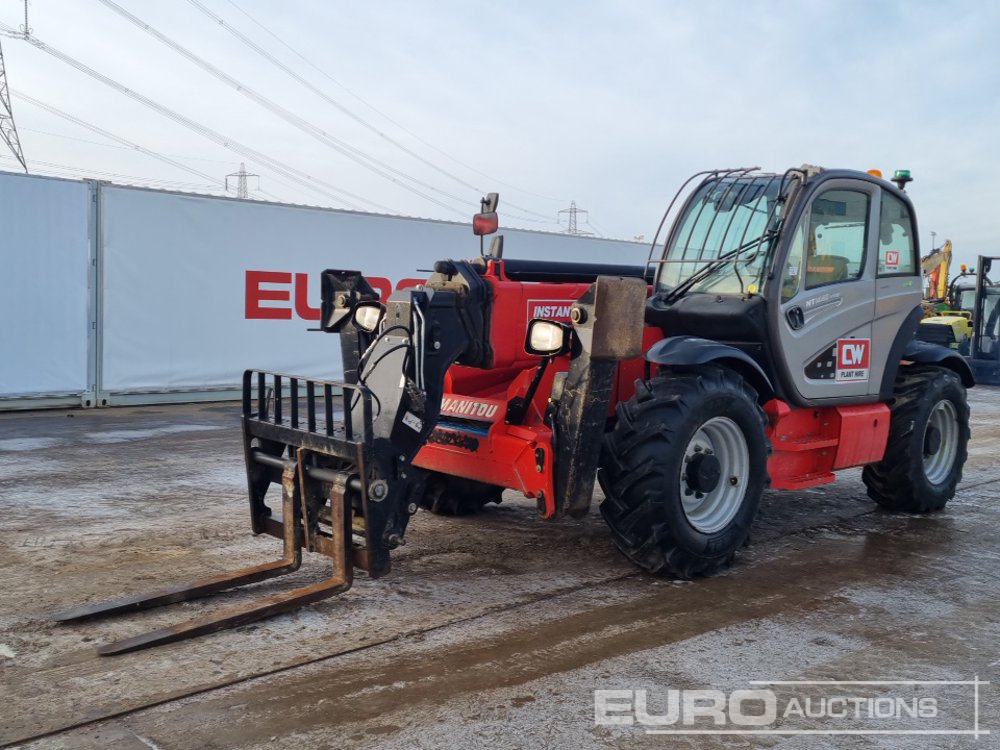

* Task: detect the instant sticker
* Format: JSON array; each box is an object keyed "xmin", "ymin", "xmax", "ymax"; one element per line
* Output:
[{"xmin": 526, "ymin": 299, "xmax": 574, "ymax": 321}]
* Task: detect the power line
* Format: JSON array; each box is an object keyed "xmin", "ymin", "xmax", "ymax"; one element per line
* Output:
[
  {"xmin": 0, "ymin": 21, "xmax": 390, "ymax": 212},
  {"xmin": 1, "ymin": 15, "xmax": 562, "ymax": 225},
  {"xmin": 0, "ymin": 152, "xmax": 219, "ymax": 190},
  {"xmin": 186, "ymin": 0, "xmax": 477, "ymax": 196},
  {"xmin": 14, "ymin": 90, "xmax": 225, "ymax": 187},
  {"xmin": 20, "ymin": 125, "xmax": 237, "ymax": 164},
  {"xmin": 15, "ymin": 102, "xmax": 317, "ymax": 207},
  {"xmin": 222, "ymin": 0, "xmax": 567, "ymax": 205},
  {"xmin": 96, "ymin": 0, "xmax": 472, "ymax": 217},
  {"xmin": 185, "ymin": 0, "xmax": 559, "ymax": 224}
]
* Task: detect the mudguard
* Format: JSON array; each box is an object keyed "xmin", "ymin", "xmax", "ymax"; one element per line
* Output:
[
  {"xmin": 901, "ymin": 339, "xmax": 975, "ymax": 387},
  {"xmin": 645, "ymin": 336, "xmax": 774, "ymax": 399}
]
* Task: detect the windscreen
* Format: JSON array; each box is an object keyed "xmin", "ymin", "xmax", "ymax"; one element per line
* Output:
[{"xmin": 657, "ymin": 174, "xmax": 785, "ymax": 295}]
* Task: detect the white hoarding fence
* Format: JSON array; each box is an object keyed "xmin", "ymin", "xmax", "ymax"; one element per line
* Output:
[
  {"xmin": 0, "ymin": 172, "xmax": 647, "ymax": 408},
  {"xmin": 0, "ymin": 172, "xmax": 93, "ymax": 405},
  {"xmin": 99, "ymin": 186, "xmax": 647, "ymax": 398}
]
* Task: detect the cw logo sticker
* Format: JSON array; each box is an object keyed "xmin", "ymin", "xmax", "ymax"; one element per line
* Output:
[{"xmin": 836, "ymin": 338, "xmax": 871, "ymax": 382}]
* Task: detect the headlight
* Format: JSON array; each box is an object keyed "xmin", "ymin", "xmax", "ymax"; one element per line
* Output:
[
  {"xmin": 354, "ymin": 302, "xmax": 385, "ymax": 333},
  {"xmin": 525, "ymin": 319, "xmax": 572, "ymax": 356}
]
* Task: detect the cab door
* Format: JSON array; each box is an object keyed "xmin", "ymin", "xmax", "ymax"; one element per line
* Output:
[
  {"xmin": 773, "ymin": 179, "xmax": 879, "ymax": 401},
  {"xmin": 871, "ymin": 189, "xmax": 923, "ymax": 396}
]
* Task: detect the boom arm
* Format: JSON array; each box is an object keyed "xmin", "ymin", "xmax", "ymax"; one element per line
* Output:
[{"xmin": 921, "ymin": 239, "xmax": 952, "ymax": 300}]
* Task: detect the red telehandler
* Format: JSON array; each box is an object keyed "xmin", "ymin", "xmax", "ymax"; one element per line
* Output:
[{"xmin": 57, "ymin": 166, "xmax": 973, "ymax": 654}]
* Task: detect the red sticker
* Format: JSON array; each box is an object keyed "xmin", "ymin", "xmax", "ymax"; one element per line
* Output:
[
  {"xmin": 836, "ymin": 338, "xmax": 871, "ymax": 382},
  {"xmin": 885, "ymin": 249, "xmax": 900, "ymax": 267}
]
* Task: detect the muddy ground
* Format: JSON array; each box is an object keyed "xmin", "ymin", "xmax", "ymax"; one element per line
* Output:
[{"xmin": 1, "ymin": 388, "xmax": 998, "ymax": 749}]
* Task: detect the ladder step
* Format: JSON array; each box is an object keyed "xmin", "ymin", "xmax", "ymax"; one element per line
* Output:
[
  {"xmin": 775, "ymin": 436, "xmax": 839, "ymax": 452},
  {"xmin": 771, "ymin": 471, "xmax": 836, "ymax": 490}
]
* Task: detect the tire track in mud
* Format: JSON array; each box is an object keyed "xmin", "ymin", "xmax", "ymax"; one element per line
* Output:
[{"xmin": 0, "ymin": 570, "xmax": 640, "ymax": 748}]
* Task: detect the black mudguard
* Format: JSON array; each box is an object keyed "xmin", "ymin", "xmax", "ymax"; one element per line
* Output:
[
  {"xmin": 901, "ymin": 339, "xmax": 975, "ymax": 387},
  {"xmin": 645, "ymin": 336, "xmax": 774, "ymax": 399}
]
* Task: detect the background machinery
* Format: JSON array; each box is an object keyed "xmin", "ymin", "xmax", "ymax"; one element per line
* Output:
[
  {"xmin": 968, "ymin": 255, "xmax": 1000, "ymax": 385},
  {"xmin": 58, "ymin": 166, "xmax": 974, "ymax": 654},
  {"xmin": 922, "ymin": 238, "xmax": 953, "ymax": 301},
  {"xmin": 917, "ymin": 239, "xmax": 975, "ymax": 350}
]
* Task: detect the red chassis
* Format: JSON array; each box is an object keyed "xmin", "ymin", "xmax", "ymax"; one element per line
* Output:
[{"xmin": 412, "ymin": 258, "xmax": 891, "ymax": 517}]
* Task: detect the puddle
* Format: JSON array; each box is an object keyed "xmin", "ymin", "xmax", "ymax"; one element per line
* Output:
[
  {"xmin": 0, "ymin": 437, "xmax": 63, "ymax": 452},
  {"xmin": 86, "ymin": 424, "xmax": 221, "ymax": 444}
]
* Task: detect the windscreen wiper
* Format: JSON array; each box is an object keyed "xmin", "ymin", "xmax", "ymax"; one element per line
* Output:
[{"xmin": 661, "ymin": 229, "xmax": 777, "ymax": 305}]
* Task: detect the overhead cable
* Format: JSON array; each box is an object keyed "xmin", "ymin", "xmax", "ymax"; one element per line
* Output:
[
  {"xmin": 0, "ymin": 21, "xmax": 388, "ymax": 212},
  {"xmin": 222, "ymin": 0, "xmax": 568, "ymax": 205},
  {"xmin": 97, "ymin": 0, "xmax": 470, "ymax": 217}
]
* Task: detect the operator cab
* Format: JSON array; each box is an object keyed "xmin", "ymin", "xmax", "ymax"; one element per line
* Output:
[{"xmin": 646, "ymin": 166, "xmax": 925, "ymax": 407}]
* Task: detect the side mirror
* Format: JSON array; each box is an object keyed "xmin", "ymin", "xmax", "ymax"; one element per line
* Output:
[
  {"xmin": 473, "ymin": 211, "xmax": 498, "ymax": 236},
  {"xmin": 473, "ymin": 192, "xmax": 500, "ymax": 236}
]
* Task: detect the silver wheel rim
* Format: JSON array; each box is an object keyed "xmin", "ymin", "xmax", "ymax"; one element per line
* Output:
[
  {"xmin": 923, "ymin": 399, "xmax": 959, "ymax": 485},
  {"xmin": 679, "ymin": 416, "xmax": 750, "ymax": 533}
]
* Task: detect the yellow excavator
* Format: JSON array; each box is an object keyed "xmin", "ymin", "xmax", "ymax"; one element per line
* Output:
[
  {"xmin": 918, "ymin": 239, "xmax": 974, "ymax": 351},
  {"xmin": 923, "ymin": 239, "xmax": 952, "ymax": 300}
]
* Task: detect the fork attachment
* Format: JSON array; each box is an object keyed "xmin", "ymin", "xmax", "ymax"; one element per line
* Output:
[
  {"xmin": 54, "ymin": 375, "xmax": 372, "ymax": 651},
  {"xmin": 54, "ymin": 264, "xmax": 491, "ymax": 654}
]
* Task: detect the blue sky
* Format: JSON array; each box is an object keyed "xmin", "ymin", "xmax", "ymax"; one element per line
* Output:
[{"xmin": 0, "ymin": 0, "xmax": 996, "ymax": 267}]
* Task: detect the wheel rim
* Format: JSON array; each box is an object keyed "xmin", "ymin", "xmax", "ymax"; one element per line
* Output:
[
  {"xmin": 923, "ymin": 399, "xmax": 959, "ymax": 485},
  {"xmin": 679, "ymin": 416, "xmax": 750, "ymax": 533}
]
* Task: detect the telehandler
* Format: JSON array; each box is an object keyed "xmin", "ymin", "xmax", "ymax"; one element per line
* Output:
[{"xmin": 57, "ymin": 165, "xmax": 973, "ymax": 654}]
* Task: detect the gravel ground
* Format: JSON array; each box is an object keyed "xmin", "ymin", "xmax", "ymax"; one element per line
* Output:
[{"xmin": 1, "ymin": 387, "xmax": 998, "ymax": 749}]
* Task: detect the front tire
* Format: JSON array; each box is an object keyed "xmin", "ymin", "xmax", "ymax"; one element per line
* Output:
[
  {"xmin": 598, "ymin": 366, "xmax": 769, "ymax": 578},
  {"xmin": 862, "ymin": 366, "xmax": 969, "ymax": 513}
]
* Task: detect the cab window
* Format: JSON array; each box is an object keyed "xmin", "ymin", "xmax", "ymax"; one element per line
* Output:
[
  {"xmin": 804, "ymin": 189, "xmax": 870, "ymax": 289},
  {"xmin": 878, "ymin": 191, "xmax": 917, "ymax": 276},
  {"xmin": 780, "ymin": 219, "xmax": 805, "ymax": 303}
]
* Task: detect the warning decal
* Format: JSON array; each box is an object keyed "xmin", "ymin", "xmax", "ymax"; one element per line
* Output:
[{"xmin": 835, "ymin": 338, "xmax": 871, "ymax": 382}]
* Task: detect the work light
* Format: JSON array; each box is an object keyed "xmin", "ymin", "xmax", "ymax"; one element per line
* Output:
[
  {"xmin": 525, "ymin": 319, "xmax": 572, "ymax": 356},
  {"xmin": 354, "ymin": 302, "xmax": 385, "ymax": 333}
]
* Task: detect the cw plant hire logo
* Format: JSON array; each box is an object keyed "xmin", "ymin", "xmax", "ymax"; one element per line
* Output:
[{"xmin": 595, "ymin": 678, "xmax": 990, "ymax": 738}]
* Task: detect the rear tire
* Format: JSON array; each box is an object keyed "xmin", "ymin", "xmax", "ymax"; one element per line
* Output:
[
  {"xmin": 420, "ymin": 473, "xmax": 504, "ymax": 516},
  {"xmin": 862, "ymin": 366, "xmax": 969, "ymax": 513},
  {"xmin": 598, "ymin": 366, "xmax": 769, "ymax": 578}
]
